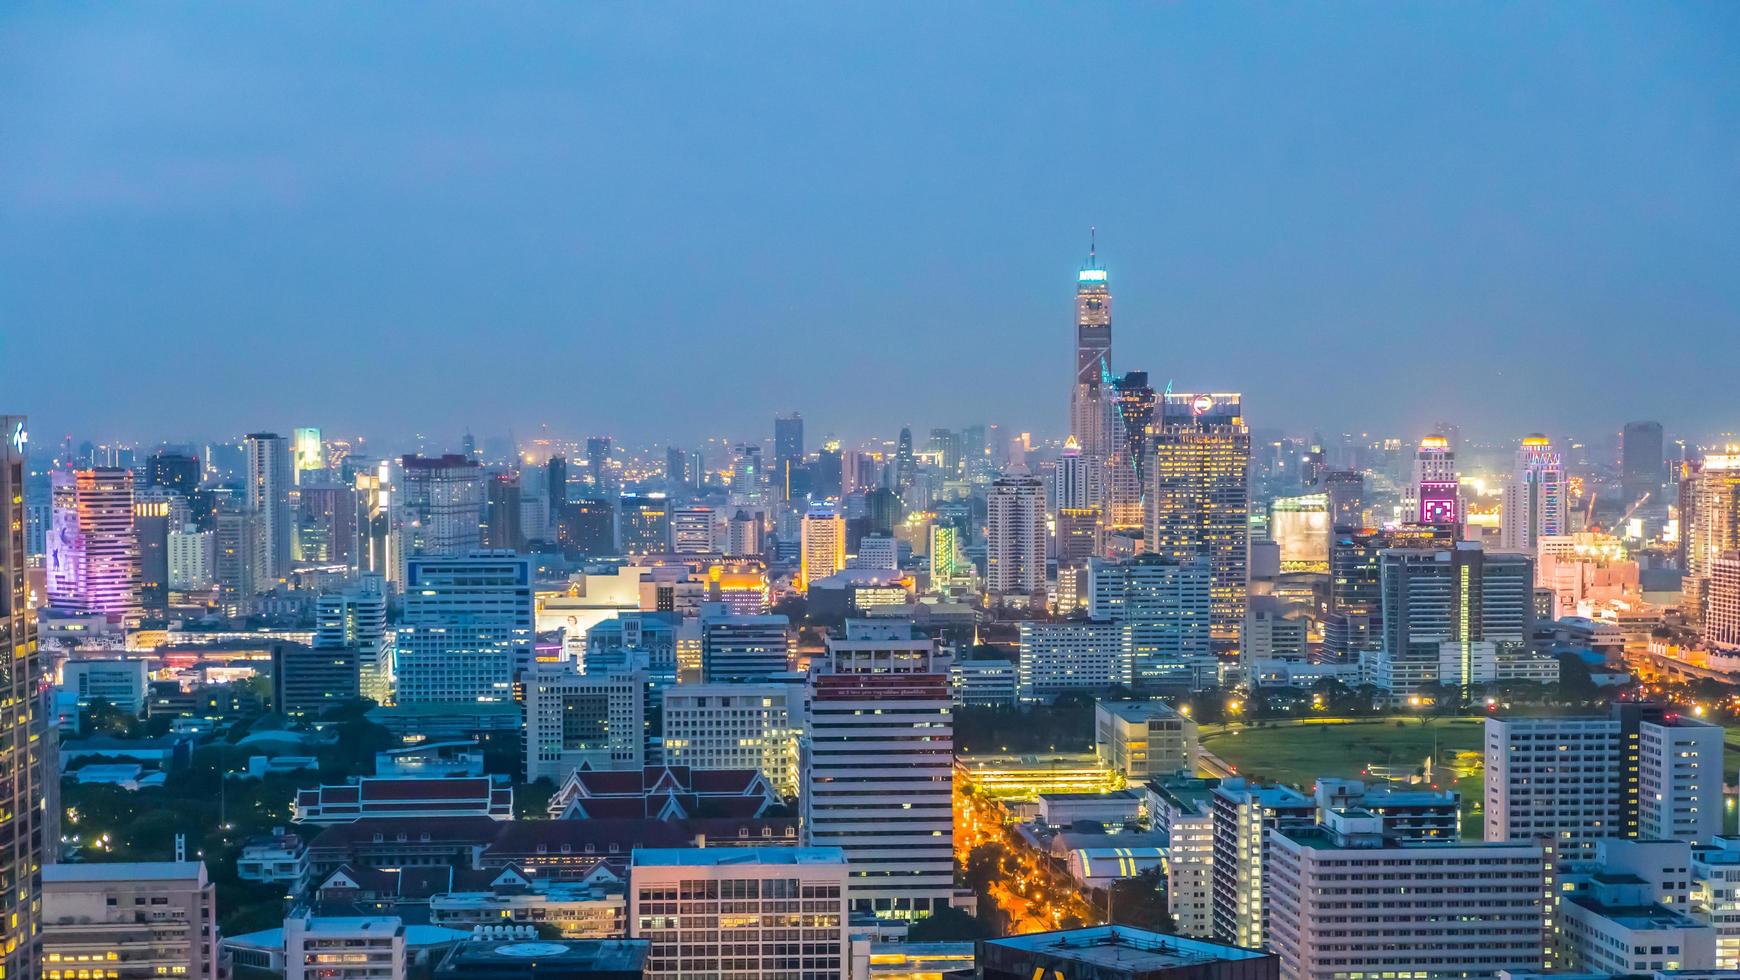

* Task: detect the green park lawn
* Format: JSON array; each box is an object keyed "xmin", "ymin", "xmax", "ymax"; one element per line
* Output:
[{"xmin": 1197, "ymin": 716, "xmax": 1488, "ymax": 838}]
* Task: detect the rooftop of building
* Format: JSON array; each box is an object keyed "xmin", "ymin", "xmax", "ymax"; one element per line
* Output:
[
  {"xmin": 1038, "ymin": 790, "xmax": 1141, "ymax": 803},
  {"xmin": 438, "ymin": 938, "xmax": 649, "ymax": 972},
  {"xmin": 629, "ymin": 846, "xmax": 845, "ymax": 868},
  {"xmin": 295, "ymin": 916, "xmax": 406, "ymax": 934},
  {"xmin": 44, "ymin": 861, "xmax": 205, "ymax": 883},
  {"xmin": 1566, "ymin": 895, "xmax": 1709, "ymax": 931},
  {"xmin": 982, "ymin": 926, "xmax": 1268, "ymax": 969},
  {"xmin": 1095, "ymin": 699, "xmax": 1186, "ymax": 722}
]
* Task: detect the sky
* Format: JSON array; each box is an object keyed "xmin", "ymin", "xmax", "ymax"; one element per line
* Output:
[{"xmin": 2, "ymin": 3, "xmax": 1737, "ymax": 452}]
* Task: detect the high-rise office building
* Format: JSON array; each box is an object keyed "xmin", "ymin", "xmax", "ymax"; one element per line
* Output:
[
  {"xmin": 1266, "ymin": 810, "xmax": 1550, "ymax": 980},
  {"xmin": 271, "ymin": 640, "xmax": 360, "ymax": 719},
  {"xmin": 245, "ymin": 432, "xmax": 293, "ymax": 581},
  {"xmin": 774, "ymin": 413, "xmax": 804, "ymax": 500},
  {"xmin": 145, "ymin": 451, "xmax": 201, "ymax": 496},
  {"xmin": 1622, "ymin": 420, "xmax": 1665, "ymax": 506},
  {"xmin": 629, "ymin": 848, "xmax": 848, "ymax": 980},
  {"xmin": 352, "ymin": 468, "xmax": 394, "ymax": 581},
  {"xmin": 292, "ymin": 426, "xmax": 325, "ymax": 484},
  {"xmin": 395, "ymin": 552, "xmax": 534, "ymax": 704},
  {"xmin": 986, "ymin": 466, "xmax": 1046, "ymax": 603},
  {"xmin": 167, "ymin": 524, "xmax": 214, "ymax": 591},
  {"xmin": 134, "ymin": 488, "xmax": 173, "ymax": 617},
  {"xmin": 894, "ymin": 427, "xmax": 916, "ymax": 493},
  {"xmin": 1105, "ymin": 371, "xmax": 1155, "ymax": 530},
  {"xmin": 928, "ymin": 427, "xmax": 962, "ymax": 478},
  {"xmin": 1322, "ymin": 469, "xmax": 1364, "ymax": 529},
  {"xmin": 315, "ymin": 582, "xmax": 392, "ymax": 704},
  {"xmin": 1406, "ymin": 434, "xmax": 1461, "ymax": 529},
  {"xmin": 523, "ymin": 663, "xmax": 646, "ymax": 782},
  {"xmin": 1088, "ymin": 554, "xmax": 1214, "ymax": 690},
  {"xmin": 1053, "ymin": 436, "xmax": 1093, "ymax": 511},
  {"xmin": 1683, "ymin": 455, "xmax": 1740, "ymax": 626},
  {"xmin": 213, "ymin": 502, "xmax": 263, "ymax": 610},
  {"xmin": 1501, "ymin": 435, "xmax": 1567, "ymax": 552},
  {"xmin": 0, "ymin": 416, "xmax": 43, "ymax": 980},
  {"xmin": 42, "ymin": 862, "xmax": 219, "ymax": 980},
  {"xmin": 1148, "ymin": 393, "xmax": 1249, "ymax": 653},
  {"xmin": 699, "ymin": 607, "xmax": 792, "ymax": 682},
  {"xmin": 482, "ymin": 472, "xmax": 524, "ymax": 552},
  {"xmin": 617, "ymin": 493, "xmax": 670, "ymax": 556},
  {"xmin": 47, "ymin": 467, "xmax": 143, "ymax": 626},
  {"xmin": 1373, "ymin": 543, "xmax": 1534, "ymax": 696},
  {"xmin": 1707, "ymin": 552, "xmax": 1740, "ymax": 653},
  {"xmin": 661, "ymin": 683, "xmax": 802, "ymax": 798},
  {"xmin": 1211, "ymin": 778, "xmax": 1315, "ymax": 948},
  {"xmin": 297, "ymin": 483, "xmax": 357, "ymax": 566},
  {"xmin": 546, "ymin": 455, "xmax": 568, "ymax": 508},
  {"xmin": 804, "ymin": 631, "xmax": 955, "ymax": 919},
  {"xmin": 1070, "ymin": 240, "xmax": 1112, "ymax": 464},
  {"xmin": 399, "ymin": 454, "xmax": 484, "ymax": 557},
  {"xmin": 662, "ymin": 446, "xmax": 687, "ymax": 495},
  {"xmin": 799, "ymin": 502, "xmax": 845, "ymax": 592},
  {"xmin": 668, "ymin": 506, "xmax": 714, "ymax": 555},
  {"xmin": 586, "ymin": 436, "xmax": 614, "ymax": 496},
  {"xmin": 1639, "ymin": 716, "xmax": 1724, "ymax": 843}
]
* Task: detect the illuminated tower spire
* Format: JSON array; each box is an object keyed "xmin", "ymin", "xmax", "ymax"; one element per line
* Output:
[{"xmin": 1070, "ymin": 231, "xmax": 1112, "ymax": 498}]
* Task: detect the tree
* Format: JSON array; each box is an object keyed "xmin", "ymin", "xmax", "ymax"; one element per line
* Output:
[
  {"xmin": 906, "ymin": 906, "xmax": 992, "ymax": 942},
  {"xmin": 1106, "ymin": 867, "xmax": 1173, "ymax": 932}
]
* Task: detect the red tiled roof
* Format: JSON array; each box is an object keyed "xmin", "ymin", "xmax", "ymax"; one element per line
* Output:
[
  {"xmin": 308, "ymin": 816, "xmax": 503, "ymax": 849},
  {"xmin": 689, "ymin": 769, "xmax": 760, "ymax": 794},
  {"xmin": 485, "ymin": 818, "xmax": 692, "ymax": 855}
]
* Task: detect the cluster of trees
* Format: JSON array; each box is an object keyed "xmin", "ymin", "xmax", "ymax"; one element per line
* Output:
[{"xmin": 954, "ymin": 692, "xmax": 1100, "ymax": 755}]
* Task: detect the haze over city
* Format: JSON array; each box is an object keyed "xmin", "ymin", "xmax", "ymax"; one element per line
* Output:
[{"xmin": 5, "ymin": 3, "xmax": 1739, "ymax": 447}]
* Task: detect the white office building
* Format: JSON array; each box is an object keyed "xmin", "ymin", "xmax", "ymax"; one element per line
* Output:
[
  {"xmin": 1016, "ymin": 620, "xmax": 1130, "ymax": 702},
  {"xmin": 668, "ymin": 506, "xmax": 715, "ymax": 555},
  {"xmin": 803, "ymin": 630, "xmax": 955, "ymax": 920},
  {"xmin": 282, "ymin": 915, "xmax": 405, "ymax": 980},
  {"xmin": 1692, "ymin": 837, "xmax": 1740, "ymax": 968},
  {"xmin": 800, "ymin": 502, "xmax": 846, "ymax": 591},
  {"xmin": 58, "ymin": 658, "xmax": 150, "ymax": 717},
  {"xmin": 1559, "ymin": 875, "xmax": 1716, "ymax": 974},
  {"xmin": 851, "ymin": 534, "xmax": 898, "ymax": 572},
  {"xmin": 1501, "ymin": 435, "xmax": 1568, "ymax": 553},
  {"xmin": 628, "ymin": 847, "xmax": 848, "ymax": 980},
  {"xmin": 395, "ymin": 552, "xmax": 533, "ymax": 705},
  {"xmin": 1087, "ymin": 554, "xmax": 1214, "ymax": 690},
  {"xmin": 1485, "ymin": 714, "xmax": 1623, "ymax": 861},
  {"xmin": 661, "ymin": 682, "xmax": 802, "ymax": 798},
  {"xmin": 315, "ymin": 580, "xmax": 392, "ymax": 704},
  {"xmin": 42, "ymin": 862, "xmax": 220, "ymax": 980},
  {"xmin": 1267, "ymin": 809, "xmax": 1550, "ymax": 980},
  {"xmin": 948, "ymin": 658, "xmax": 1018, "ymax": 707},
  {"xmin": 1210, "ymin": 778, "xmax": 1316, "ymax": 949},
  {"xmin": 1146, "ymin": 775, "xmax": 1219, "ymax": 939},
  {"xmin": 167, "ymin": 525, "xmax": 214, "ymax": 590},
  {"xmin": 523, "ymin": 663, "xmax": 646, "ymax": 783},
  {"xmin": 986, "ymin": 466, "xmax": 1046, "ymax": 603},
  {"xmin": 1641, "ymin": 716, "xmax": 1725, "ymax": 843}
]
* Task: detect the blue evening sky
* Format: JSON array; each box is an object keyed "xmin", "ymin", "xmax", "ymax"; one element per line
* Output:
[{"xmin": 2, "ymin": 3, "xmax": 1736, "ymax": 450}]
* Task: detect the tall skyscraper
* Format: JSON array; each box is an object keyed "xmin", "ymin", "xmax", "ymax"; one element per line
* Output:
[
  {"xmin": 774, "ymin": 413, "xmax": 804, "ymax": 501},
  {"xmin": 928, "ymin": 428, "xmax": 962, "ymax": 478},
  {"xmin": 894, "ymin": 427, "xmax": 916, "ymax": 493},
  {"xmin": 292, "ymin": 426, "xmax": 325, "ymax": 484},
  {"xmin": 1406, "ymin": 434, "xmax": 1461, "ymax": 529},
  {"xmin": 482, "ymin": 471, "xmax": 525, "ymax": 552},
  {"xmin": 668, "ymin": 505, "xmax": 714, "ymax": 555},
  {"xmin": 1622, "ymin": 420, "xmax": 1665, "ymax": 506},
  {"xmin": 0, "ymin": 416, "xmax": 43, "ymax": 980},
  {"xmin": 134, "ymin": 488, "xmax": 173, "ymax": 617},
  {"xmin": 296, "ymin": 483, "xmax": 358, "ymax": 566},
  {"xmin": 1053, "ymin": 436, "xmax": 1093, "ymax": 511},
  {"xmin": 617, "ymin": 493, "xmax": 670, "ymax": 555},
  {"xmin": 1070, "ymin": 238, "xmax": 1112, "ymax": 466},
  {"xmin": 1500, "ymin": 434, "xmax": 1567, "ymax": 552},
  {"xmin": 145, "ymin": 450, "xmax": 201, "ymax": 495},
  {"xmin": 1105, "ymin": 370, "xmax": 1155, "ymax": 530},
  {"xmin": 663, "ymin": 446, "xmax": 687, "ymax": 494},
  {"xmin": 586, "ymin": 436, "xmax": 614, "ymax": 496},
  {"xmin": 804, "ymin": 630, "xmax": 955, "ymax": 920},
  {"xmin": 1322, "ymin": 469, "xmax": 1364, "ymax": 529},
  {"xmin": 1684, "ymin": 455, "xmax": 1740, "ymax": 625},
  {"xmin": 1376, "ymin": 542, "xmax": 1534, "ymax": 696},
  {"xmin": 1147, "ymin": 393, "xmax": 1250, "ymax": 653},
  {"xmin": 986, "ymin": 465, "xmax": 1046, "ymax": 603},
  {"xmin": 546, "ymin": 455, "xmax": 568, "ymax": 508},
  {"xmin": 1089, "ymin": 554, "xmax": 1215, "ymax": 690},
  {"xmin": 398, "ymin": 454, "xmax": 484, "ymax": 557},
  {"xmin": 47, "ymin": 467, "xmax": 143, "ymax": 626},
  {"xmin": 799, "ymin": 501, "xmax": 846, "ymax": 591},
  {"xmin": 395, "ymin": 552, "xmax": 534, "ymax": 704},
  {"xmin": 244, "ymin": 432, "xmax": 293, "ymax": 581}
]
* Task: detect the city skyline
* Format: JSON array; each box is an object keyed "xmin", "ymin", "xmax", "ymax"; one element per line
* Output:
[{"xmin": 5, "ymin": 4, "xmax": 1740, "ymax": 444}]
